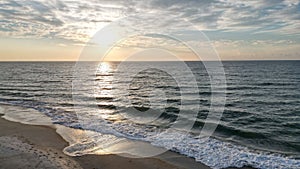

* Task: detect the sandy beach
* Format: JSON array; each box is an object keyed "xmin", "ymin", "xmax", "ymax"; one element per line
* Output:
[{"xmin": 0, "ymin": 114, "xmax": 212, "ymax": 169}]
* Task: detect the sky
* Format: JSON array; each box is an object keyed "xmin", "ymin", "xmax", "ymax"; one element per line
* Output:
[{"xmin": 0, "ymin": 0, "xmax": 300, "ymax": 61}]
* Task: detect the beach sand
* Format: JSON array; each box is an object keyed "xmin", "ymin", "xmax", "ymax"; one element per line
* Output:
[{"xmin": 0, "ymin": 112, "xmax": 255, "ymax": 169}]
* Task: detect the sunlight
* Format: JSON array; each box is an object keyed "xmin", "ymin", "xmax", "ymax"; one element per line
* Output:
[{"xmin": 98, "ymin": 62, "xmax": 111, "ymax": 74}]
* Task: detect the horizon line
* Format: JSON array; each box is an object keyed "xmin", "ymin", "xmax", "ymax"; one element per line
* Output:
[{"xmin": 0, "ymin": 59, "xmax": 300, "ymax": 62}]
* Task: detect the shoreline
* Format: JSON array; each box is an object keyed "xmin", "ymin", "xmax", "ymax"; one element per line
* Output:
[
  {"xmin": 0, "ymin": 115, "xmax": 212, "ymax": 169},
  {"xmin": 0, "ymin": 105, "xmax": 256, "ymax": 169}
]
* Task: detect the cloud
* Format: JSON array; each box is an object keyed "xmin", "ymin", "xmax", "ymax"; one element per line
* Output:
[
  {"xmin": 0, "ymin": 0, "xmax": 299, "ymax": 46},
  {"xmin": 0, "ymin": 0, "xmax": 127, "ymax": 43}
]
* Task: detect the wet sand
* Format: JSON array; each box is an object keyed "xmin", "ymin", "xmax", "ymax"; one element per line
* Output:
[
  {"xmin": 0, "ymin": 112, "xmax": 255, "ymax": 169},
  {"xmin": 0, "ymin": 116, "xmax": 212, "ymax": 169}
]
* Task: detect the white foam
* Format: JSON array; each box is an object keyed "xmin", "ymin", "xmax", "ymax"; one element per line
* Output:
[{"xmin": 150, "ymin": 131, "xmax": 300, "ymax": 169}]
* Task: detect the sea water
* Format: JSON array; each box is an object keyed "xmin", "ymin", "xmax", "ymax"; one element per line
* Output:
[{"xmin": 0, "ymin": 61, "xmax": 299, "ymax": 169}]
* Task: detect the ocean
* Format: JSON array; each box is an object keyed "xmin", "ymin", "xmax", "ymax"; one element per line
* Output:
[{"xmin": 0, "ymin": 61, "xmax": 299, "ymax": 169}]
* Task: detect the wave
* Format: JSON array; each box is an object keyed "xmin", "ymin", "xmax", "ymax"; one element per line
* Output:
[
  {"xmin": 0, "ymin": 100, "xmax": 300, "ymax": 169},
  {"xmin": 151, "ymin": 132, "xmax": 300, "ymax": 169}
]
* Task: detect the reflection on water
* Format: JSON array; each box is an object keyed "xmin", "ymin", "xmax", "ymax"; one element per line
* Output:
[{"xmin": 97, "ymin": 62, "xmax": 111, "ymax": 74}]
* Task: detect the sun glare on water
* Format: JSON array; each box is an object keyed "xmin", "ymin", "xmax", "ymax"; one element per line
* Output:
[{"xmin": 98, "ymin": 62, "xmax": 111, "ymax": 74}]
